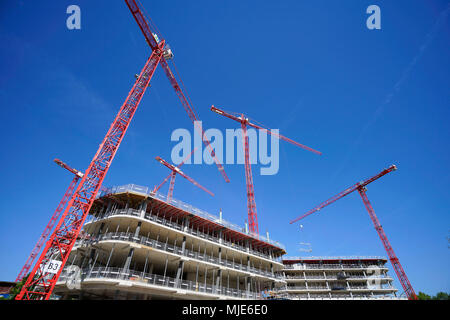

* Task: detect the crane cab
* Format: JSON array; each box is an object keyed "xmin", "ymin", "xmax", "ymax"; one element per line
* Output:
[
  {"xmin": 152, "ymin": 33, "xmax": 174, "ymax": 60},
  {"xmin": 163, "ymin": 47, "xmax": 174, "ymax": 60}
]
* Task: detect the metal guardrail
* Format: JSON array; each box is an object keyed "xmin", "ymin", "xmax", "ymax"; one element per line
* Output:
[
  {"xmin": 264, "ymin": 292, "xmax": 403, "ymax": 300},
  {"xmin": 97, "ymin": 184, "xmax": 285, "ymax": 250},
  {"xmin": 284, "ymin": 274, "xmax": 392, "ymax": 281},
  {"xmin": 89, "ymin": 207, "xmax": 282, "ymax": 263},
  {"xmin": 283, "ymin": 256, "xmax": 386, "ymax": 261},
  {"xmin": 281, "ymin": 284, "xmax": 394, "ymax": 291},
  {"xmin": 75, "ymin": 231, "xmax": 282, "ymax": 279},
  {"xmin": 283, "ymin": 263, "xmax": 387, "ymax": 270},
  {"xmin": 58, "ymin": 267, "xmax": 261, "ymax": 300}
]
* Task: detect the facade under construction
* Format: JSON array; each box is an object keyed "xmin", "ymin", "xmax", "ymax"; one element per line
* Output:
[
  {"xmin": 278, "ymin": 257, "xmax": 402, "ymax": 300},
  {"xmin": 53, "ymin": 184, "xmax": 287, "ymax": 300}
]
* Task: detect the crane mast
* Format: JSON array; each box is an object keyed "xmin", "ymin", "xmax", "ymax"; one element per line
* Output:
[
  {"xmin": 357, "ymin": 187, "xmax": 417, "ymax": 300},
  {"xmin": 289, "ymin": 165, "xmax": 417, "ymax": 300}
]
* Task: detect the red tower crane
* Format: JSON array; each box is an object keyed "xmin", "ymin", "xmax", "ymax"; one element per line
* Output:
[
  {"xmin": 15, "ymin": 159, "xmax": 83, "ymax": 283},
  {"xmin": 211, "ymin": 105, "xmax": 321, "ymax": 235},
  {"xmin": 155, "ymin": 155, "xmax": 214, "ymax": 202},
  {"xmin": 16, "ymin": 1, "xmax": 226, "ymax": 300},
  {"xmin": 289, "ymin": 165, "xmax": 417, "ymax": 300},
  {"xmin": 153, "ymin": 148, "xmax": 196, "ymax": 194}
]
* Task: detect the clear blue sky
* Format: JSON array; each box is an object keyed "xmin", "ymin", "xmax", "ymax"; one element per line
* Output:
[{"xmin": 0, "ymin": 0, "xmax": 449, "ymax": 296}]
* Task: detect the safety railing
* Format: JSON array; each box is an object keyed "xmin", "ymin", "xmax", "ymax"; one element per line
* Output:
[
  {"xmin": 88, "ymin": 207, "xmax": 282, "ymax": 263},
  {"xmin": 57, "ymin": 266, "xmax": 261, "ymax": 300},
  {"xmin": 285, "ymin": 285, "xmax": 308, "ymax": 290},
  {"xmin": 285, "ymin": 293, "xmax": 402, "ymax": 300},
  {"xmin": 283, "ymin": 256, "xmax": 386, "ymax": 261},
  {"xmin": 283, "ymin": 274, "xmax": 392, "ymax": 282},
  {"xmin": 284, "ymin": 263, "xmax": 386, "ymax": 270},
  {"xmin": 97, "ymin": 184, "xmax": 285, "ymax": 250}
]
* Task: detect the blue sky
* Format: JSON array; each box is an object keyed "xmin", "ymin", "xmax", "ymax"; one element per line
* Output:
[{"xmin": 0, "ymin": 0, "xmax": 449, "ymax": 296}]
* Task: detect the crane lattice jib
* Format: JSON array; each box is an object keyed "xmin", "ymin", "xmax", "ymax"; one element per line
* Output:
[
  {"xmin": 289, "ymin": 165, "xmax": 397, "ymax": 224},
  {"xmin": 156, "ymin": 156, "xmax": 214, "ymax": 197},
  {"xmin": 16, "ymin": 51, "xmax": 163, "ymax": 300},
  {"xmin": 154, "ymin": 148, "xmax": 197, "ymax": 192},
  {"xmin": 125, "ymin": 0, "xmax": 229, "ymax": 183}
]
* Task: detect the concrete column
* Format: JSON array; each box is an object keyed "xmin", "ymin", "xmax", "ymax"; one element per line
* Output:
[
  {"xmin": 106, "ymin": 200, "xmax": 112, "ymax": 214},
  {"xmin": 218, "ymin": 247, "xmax": 222, "ymax": 263},
  {"xmin": 140, "ymin": 200, "xmax": 148, "ymax": 219},
  {"xmin": 143, "ymin": 249, "xmax": 150, "ymax": 274},
  {"xmin": 181, "ymin": 236, "xmax": 186, "ymax": 254},
  {"xmin": 247, "ymin": 256, "xmax": 250, "ymax": 271},
  {"xmin": 134, "ymin": 222, "xmax": 142, "ymax": 238},
  {"xmin": 175, "ymin": 260, "xmax": 185, "ymax": 287},
  {"xmin": 246, "ymin": 277, "xmax": 251, "ymax": 297},
  {"xmin": 184, "ymin": 217, "xmax": 190, "ymax": 232},
  {"xmin": 88, "ymin": 250, "xmax": 99, "ymax": 277},
  {"xmin": 105, "ymin": 244, "xmax": 115, "ymax": 269},
  {"xmin": 87, "ymin": 248, "xmax": 96, "ymax": 269},
  {"xmin": 122, "ymin": 248, "xmax": 134, "ymax": 273},
  {"xmin": 215, "ymin": 269, "xmax": 222, "ymax": 293},
  {"xmin": 195, "ymin": 264, "xmax": 200, "ymax": 289},
  {"xmin": 218, "ymin": 229, "xmax": 223, "ymax": 244}
]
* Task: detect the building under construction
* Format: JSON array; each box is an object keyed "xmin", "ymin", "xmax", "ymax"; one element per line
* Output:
[
  {"xmin": 53, "ymin": 185, "xmax": 287, "ymax": 300},
  {"xmin": 279, "ymin": 257, "xmax": 402, "ymax": 300},
  {"xmin": 50, "ymin": 184, "xmax": 402, "ymax": 300}
]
